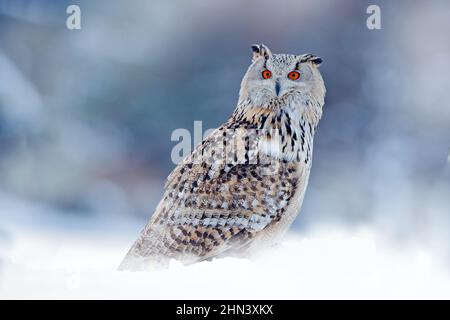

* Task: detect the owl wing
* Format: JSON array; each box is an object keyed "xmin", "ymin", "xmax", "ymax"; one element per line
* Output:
[{"xmin": 119, "ymin": 123, "xmax": 301, "ymax": 269}]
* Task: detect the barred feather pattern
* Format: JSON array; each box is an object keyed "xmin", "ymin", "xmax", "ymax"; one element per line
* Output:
[{"xmin": 119, "ymin": 95, "xmax": 322, "ymax": 270}]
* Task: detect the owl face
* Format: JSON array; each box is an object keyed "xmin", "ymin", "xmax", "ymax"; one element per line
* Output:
[{"xmin": 239, "ymin": 44, "xmax": 325, "ymax": 108}]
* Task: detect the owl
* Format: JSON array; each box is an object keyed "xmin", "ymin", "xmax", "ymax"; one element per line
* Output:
[{"xmin": 119, "ymin": 44, "xmax": 325, "ymax": 270}]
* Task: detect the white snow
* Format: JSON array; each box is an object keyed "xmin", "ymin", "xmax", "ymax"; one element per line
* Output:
[
  {"xmin": 1, "ymin": 189, "xmax": 449, "ymax": 299},
  {"xmin": 1, "ymin": 226, "xmax": 450, "ymax": 299}
]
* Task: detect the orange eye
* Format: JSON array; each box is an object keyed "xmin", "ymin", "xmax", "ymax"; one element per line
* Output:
[
  {"xmin": 261, "ymin": 69, "xmax": 272, "ymax": 79},
  {"xmin": 288, "ymin": 71, "xmax": 301, "ymax": 80}
]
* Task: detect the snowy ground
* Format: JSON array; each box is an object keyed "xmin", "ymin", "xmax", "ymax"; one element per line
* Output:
[{"xmin": 1, "ymin": 193, "xmax": 450, "ymax": 299}]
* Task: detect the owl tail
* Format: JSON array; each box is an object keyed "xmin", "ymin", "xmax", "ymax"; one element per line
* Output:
[
  {"xmin": 118, "ymin": 239, "xmax": 170, "ymax": 271},
  {"xmin": 118, "ymin": 252, "xmax": 170, "ymax": 271}
]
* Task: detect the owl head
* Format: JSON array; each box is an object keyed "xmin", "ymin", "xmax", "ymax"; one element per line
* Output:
[{"xmin": 238, "ymin": 44, "xmax": 325, "ymax": 109}]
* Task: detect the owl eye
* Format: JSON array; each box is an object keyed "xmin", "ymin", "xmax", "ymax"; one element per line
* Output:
[
  {"xmin": 288, "ymin": 71, "xmax": 301, "ymax": 81},
  {"xmin": 261, "ymin": 69, "xmax": 272, "ymax": 79}
]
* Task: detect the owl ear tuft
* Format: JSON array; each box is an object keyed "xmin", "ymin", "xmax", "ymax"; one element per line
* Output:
[
  {"xmin": 251, "ymin": 44, "xmax": 272, "ymax": 62},
  {"xmin": 300, "ymin": 53, "xmax": 323, "ymax": 66}
]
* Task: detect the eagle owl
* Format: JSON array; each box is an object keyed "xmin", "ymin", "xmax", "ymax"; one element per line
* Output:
[{"xmin": 119, "ymin": 44, "xmax": 325, "ymax": 270}]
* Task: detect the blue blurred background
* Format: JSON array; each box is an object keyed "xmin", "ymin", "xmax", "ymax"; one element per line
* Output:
[{"xmin": 0, "ymin": 0, "xmax": 449, "ymax": 265}]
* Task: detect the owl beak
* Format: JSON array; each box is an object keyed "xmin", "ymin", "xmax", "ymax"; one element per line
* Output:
[{"xmin": 275, "ymin": 80, "xmax": 281, "ymax": 96}]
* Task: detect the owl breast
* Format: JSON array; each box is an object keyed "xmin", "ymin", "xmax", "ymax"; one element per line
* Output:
[
  {"xmin": 248, "ymin": 162, "xmax": 311, "ymax": 252},
  {"xmin": 248, "ymin": 100, "xmax": 317, "ymax": 242}
]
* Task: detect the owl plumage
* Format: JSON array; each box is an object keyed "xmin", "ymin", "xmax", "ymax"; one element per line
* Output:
[{"xmin": 119, "ymin": 44, "xmax": 325, "ymax": 270}]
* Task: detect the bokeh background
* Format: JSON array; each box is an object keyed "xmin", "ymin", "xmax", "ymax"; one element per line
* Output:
[{"xmin": 0, "ymin": 0, "xmax": 450, "ymax": 288}]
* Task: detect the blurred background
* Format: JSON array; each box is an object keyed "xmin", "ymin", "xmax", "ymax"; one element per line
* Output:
[{"xmin": 0, "ymin": 0, "xmax": 449, "ymax": 274}]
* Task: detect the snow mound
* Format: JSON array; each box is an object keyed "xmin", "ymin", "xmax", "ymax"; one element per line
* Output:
[{"xmin": 1, "ymin": 228, "xmax": 450, "ymax": 299}]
